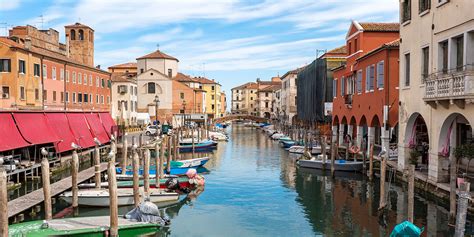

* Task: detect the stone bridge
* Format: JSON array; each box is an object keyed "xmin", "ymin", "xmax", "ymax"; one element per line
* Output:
[{"xmin": 214, "ymin": 114, "xmax": 269, "ymax": 124}]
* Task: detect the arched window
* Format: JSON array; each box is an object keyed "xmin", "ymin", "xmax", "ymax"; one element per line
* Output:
[
  {"xmin": 78, "ymin": 29, "xmax": 84, "ymax": 40},
  {"xmin": 70, "ymin": 29, "xmax": 76, "ymax": 40},
  {"xmin": 147, "ymin": 82, "xmax": 155, "ymax": 94}
]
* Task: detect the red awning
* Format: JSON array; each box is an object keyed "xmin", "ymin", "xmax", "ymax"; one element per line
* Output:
[
  {"xmin": 45, "ymin": 113, "xmax": 78, "ymax": 153},
  {"xmin": 13, "ymin": 113, "xmax": 59, "ymax": 145},
  {"xmin": 67, "ymin": 113, "xmax": 96, "ymax": 149},
  {"xmin": 0, "ymin": 113, "xmax": 30, "ymax": 152},
  {"xmin": 99, "ymin": 112, "xmax": 116, "ymax": 137},
  {"xmin": 85, "ymin": 113, "xmax": 109, "ymax": 144}
]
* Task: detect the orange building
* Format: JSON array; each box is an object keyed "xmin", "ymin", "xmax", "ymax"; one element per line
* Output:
[
  {"xmin": 173, "ymin": 72, "xmax": 206, "ymax": 114},
  {"xmin": 0, "ymin": 23, "xmax": 111, "ymax": 112},
  {"xmin": 332, "ymin": 21, "xmax": 399, "ymax": 154}
]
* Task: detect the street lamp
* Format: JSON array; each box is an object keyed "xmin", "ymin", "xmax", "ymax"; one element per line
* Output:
[{"xmin": 154, "ymin": 95, "xmax": 160, "ymax": 126}]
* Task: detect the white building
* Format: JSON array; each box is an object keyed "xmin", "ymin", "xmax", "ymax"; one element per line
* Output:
[
  {"xmin": 398, "ymin": 0, "xmax": 474, "ymax": 183},
  {"xmin": 280, "ymin": 68, "xmax": 303, "ymax": 125},
  {"xmin": 110, "ymin": 72, "xmax": 137, "ymax": 126}
]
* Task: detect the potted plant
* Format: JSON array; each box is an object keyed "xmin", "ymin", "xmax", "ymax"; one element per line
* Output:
[{"xmin": 409, "ymin": 149, "xmax": 421, "ymax": 168}]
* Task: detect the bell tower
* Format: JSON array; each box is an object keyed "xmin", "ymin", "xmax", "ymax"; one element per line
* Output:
[{"xmin": 65, "ymin": 23, "xmax": 94, "ymax": 67}]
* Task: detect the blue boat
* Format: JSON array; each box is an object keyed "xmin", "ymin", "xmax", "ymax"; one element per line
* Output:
[
  {"xmin": 179, "ymin": 142, "xmax": 216, "ymax": 153},
  {"xmin": 279, "ymin": 140, "xmax": 296, "ymax": 149},
  {"xmin": 180, "ymin": 139, "xmax": 217, "ymax": 147},
  {"xmin": 116, "ymin": 158, "xmax": 210, "ymax": 176},
  {"xmin": 117, "ymin": 166, "xmax": 210, "ymax": 178}
]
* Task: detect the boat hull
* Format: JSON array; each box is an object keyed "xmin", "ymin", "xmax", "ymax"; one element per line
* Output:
[
  {"xmin": 78, "ymin": 177, "xmax": 192, "ymax": 189},
  {"xmin": 288, "ymin": 145, "xmax": 329, "ymax": 155},
  {"xmin": 297, "ymin": 159, "xmax": 364, "ymax": 172}
]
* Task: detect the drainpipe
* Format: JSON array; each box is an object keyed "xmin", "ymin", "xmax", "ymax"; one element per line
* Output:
[
  {"xmin": 63, "ymin": 62, "xmax": 67, "ymax": 111},
  {"xmin": 40, "ymin": 56, "xmax": 44, "ymax": 110}
]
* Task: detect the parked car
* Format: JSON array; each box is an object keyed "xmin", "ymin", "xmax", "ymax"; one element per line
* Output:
[{"xmin": 145, "ymin": 125, "xmax": 160, "ymax": 136}]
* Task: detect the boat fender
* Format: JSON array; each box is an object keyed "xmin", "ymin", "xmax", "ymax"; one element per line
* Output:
[{"xmin": 186, "ymin": 168, "xmax": 197, "ymax": 179}]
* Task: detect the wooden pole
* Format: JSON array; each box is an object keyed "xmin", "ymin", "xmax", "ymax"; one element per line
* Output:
[
  {"xmin": 110, "ymin": 140, "xmax": 117, "ymax": 163},
  {"xmin": 132, "ymin": 144, "xmax": 140, "ymax": 207},
  {"xmin": 0, "ymin": 168, "xmax": 8, "ymax": 237},
  {"xmin": 321, "ymin": 136, "xmax": 326, "ymax": 171},
  {"xmin": 94, "ymin": 146, "xmax": 101, "ymax": 189},
  {"xmin": 143, "ymin": 148, "xmax": 150, "ymax": 195},
  {"xmin": 173, "ymin": 134, "xmax": 178, "ymax": 161},
  {"xmin": 455, "ymin": 182, "xmax": 470, "ymax": 237},
  {"xmin": 167, "ymin": 136, "xmax": 172, "ymax": 174},
  {"xmin": 121, "ymin": 138, "xmax": 128, "ymax": 173},
  {"xmin": 155, "ymin": 141, "xmax": 160, "ymax": 187},
  {"xmin": 378, "ymin": 156, "xmax": 387, "ymax": 210},
  {"xmin": 450, "ymin": 154, "xmax": 458, "ymax": 224},
  {"xmin": 107, "ymin": 160, "xmax": 119, "ymax": 237},
  {"xmin": 408, "ymin": 164, "xmax": 415, "ymax": 223},
  {"xmin": 159, "ymin": 138, "xmax": 166, "ymax": 178},
  {"xmin": 41, "ymin": 157, "xmax": 52, "ymax": 220},
  {"xmin": 330, "ymin": 134, "xmax": 336, "ymax": 177},
  {"xmin": 71, "ymin": 150, "xmax": 79, "ymax": 209},
  {"xmin": 369, "ymin": 144, "xmax": 374, "ymax": 181},
  {"xmin": 191, "ymin": 128, "xmax": 195, "ymax": 156}
]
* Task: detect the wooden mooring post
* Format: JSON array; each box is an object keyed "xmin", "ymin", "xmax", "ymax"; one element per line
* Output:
[
  {"xmin": 0, "ymin": 168, "xmax": 8, "ymax": 237},
  {"xmin": 378, "ymin": 156, "xmax": 387, "ymax": 210},
  {"xmin": 94, "ymin": 146, "xmax": 101, "ymax": 189},
  {"xmin": 41, "ymin": 157, "xmax": 52, "ymax": 220},
  {"xmin": 173, "ymin": 134, "xmax": 178, "ymax": 161},
  {"xmin": 107, "ymin": 159, "xmax": 119, "ymax": 237},
  {"xmin": 167, "ymin": 136, "xmax": 172, "ymax": 174},
  {"xmin": 155, "ymin": 141, "xmax": 161, "ymax": 187},
  {"xmin": 71, "ymin": 150, "xmax": 79, "ymax": 209},
  {"xmin": 454, "ymin": 182, "xmax": 470, "ymax": 237},
  {"xmin": 121, "ymin": 138, "xmax": 128, "ymax": 174},
  {"xmin": 408, "ymin": 164, "xmax": 415, "ymax": 222},
  {"xmin": 132, "ymin": 139, "xmax": 140, "ymax": 207},
  {"xmin": 159, "ymin": 137, "xmax": 166, "ymax": 178},
  {"xmin": 143, "ymin": 148, "xmax": 150, "ymax": 195},
  {"xmin": 369, "ymin": 144, "xmax": 374, "ymax": 181},
  {"xmin": 450, "ymin": 154, "xmax": 458, "ymax": 224}
]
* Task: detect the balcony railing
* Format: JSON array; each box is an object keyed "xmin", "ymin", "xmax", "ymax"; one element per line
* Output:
[{"xmin": 424, "ymin": 65, "xmax": 474, "ymax": 102}]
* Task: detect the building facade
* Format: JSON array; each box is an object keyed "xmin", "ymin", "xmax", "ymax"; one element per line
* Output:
[
  {"xmin": 281, "ymin": 68, "xmax": 302, "ymax": 125},
  {"xmin": 109, "ymin": 71, "xmax": 137, "ymax": 126},
  {"xmin": 398, "ymin": 0, "xmax": 474, "ymax": 183},
  {"xmin": 1, "ymin": 23, "xmax": 111, "ymax": 112},
  {"xmin": 194, "ymin": 77, "xmax": 224, "ymax": 119},
  {"xmin": 332, "ymin": 21, "xmax": 400, "ymax": 156}
]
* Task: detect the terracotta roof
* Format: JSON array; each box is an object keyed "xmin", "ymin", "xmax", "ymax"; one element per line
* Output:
[
  {"xmin": 0, "ymin": 37, "xmax": 109, "ymax": 74},
  {"xmin": 281, "ymin": 66, "xmax": 305, "ymax": 79},
  {"xmin": 259, "ymin": 84, "xmax": 281, "ymax": 92},
  {"xmin": 109, "ymin": 62, "xmax": 137, "ymax": 69},
  {"xmin": 359, "ymin": 22, "xmax": 399, "ymax": 32},
  {"xmin": 65, "ymin": 22, "xmax": 93, "ymax": 30},
  {"xmin": 194, "ymin": 76, "xmax": 220, "ymax": 85},
  {"xmin": 111, "ymin": 72, "xmax": 137, "ymax": 83},
  {"xmin": 136, "ymin": 50, "xmax": 179, "ymax": 61},
  {"xmin": 357, "ymin": 38, "xmax": 400, "ymax": 61},
  {"xmin": 326, "ymin": 45, "xmax": 347, "ymax": 55},
  {"xmin": 173, "ymin": 73, "xmax": 199, "ymax": 82}
]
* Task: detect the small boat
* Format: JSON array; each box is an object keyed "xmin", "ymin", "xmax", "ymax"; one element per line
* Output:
[
  {"xmin": 180, "ymin": 139, "xmax": 217, "ymax": 147},
  {"xmin": 116, "ymin": 167, "xmax": 210, "ymax": 180},
  {"xmin": 60, "ymin": 188, "xmax": 179, "ymax": 207},
  {"xmin": 8, "ymin": 216, "xmax": 162, "ymax": 237},
  {"xmin": 78, "ymin": 176, "xmax": 193, "ymax": 190},
  {"xmin": 297, "ymin": 158, "xmax": 365, "ymax": 172},
  {"xmin": 271, "ymin": 133, "xmax": 285, "ymax": 140},
  {"xmin": 288, "ymin": 145, "xmax": 329, "ymax": 155},
  {"xmin": 278, "ymin": 136, "xmax": 293, "ymax": 141},
  {"xmin": 179, "ymin": 143, "xmax": 215, "ymax": 153},
  {"xmin": 117, "ymin": 157, "xmax": 210, "ymax": 172},
  {"xmin": 280, "ymin": 140, "xmax": 297, "ymax": 149},
  {"xmin": 209, "ymin": 132, "xmax": 228, "ymax": 141},
  {"xmin": 390, "ymin": 221, "xmax": 423, "ymax": 236}
]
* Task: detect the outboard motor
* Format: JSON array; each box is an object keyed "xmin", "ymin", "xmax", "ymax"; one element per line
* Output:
[
  {"xmin": 125, "ymin": 200, "xmax": 170, "ymax": 225},
  {"xmin": 165, "ymin": 177, "xmax": 180, "ymax": 191}
]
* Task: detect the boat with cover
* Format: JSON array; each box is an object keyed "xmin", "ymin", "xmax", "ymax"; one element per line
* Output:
[
  {"xmin": 288, "ymin": 145, "xmax": 330, "ymax": 154},
  {"xmin": 180, "ymin": 139, "xmax": 217, "ymax": 147},
  {"xmin": 60, "ymin": 188, "xmax": 179, "ymax": 207},
  {"xmin": 297, "ymin": 156, "xmax": 365, "ymax": 172}
]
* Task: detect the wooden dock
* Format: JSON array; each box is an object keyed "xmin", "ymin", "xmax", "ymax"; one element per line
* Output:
[{"xmin": 7, "ymin": 163, "xmax": 108, "ymax": 218}]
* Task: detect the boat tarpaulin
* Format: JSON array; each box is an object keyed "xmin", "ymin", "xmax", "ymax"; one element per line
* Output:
[
  {"xmin": 85, "ymin": 113, "xmax": 110, "ymax": 144},
  {"xmin": 99, "ymin": 112, "xmax": 116, "ymax": 137},
  {"xmin": 13, "ymin": 113, "xmax": 60, "ymax": 145},
  {"xmin": 67, "ymin": 113, "xmax": 96, "ymax": 148},
  {"xmin": 0, "ymin": 113, "xmax": 30, "ymax": 151},
  {"xmin": 45, "ymin": 113, "xmax": 78, "ymax": 153}
]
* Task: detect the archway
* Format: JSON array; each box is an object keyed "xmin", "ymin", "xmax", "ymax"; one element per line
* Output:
[
  {"xmin": 404, "ymin": 113, "xmax": 430, "ymax": 172},
  {"xmin": 350, "ymin": 116, "xmax": 357, "ymax": 142},
  {"xmin": 359, "ymin": 116, "xmax": 368, "ymax": 151},
  {"xmin": 333, "ymin": 116, "xmax": 340, "ymax": 144},
  {"xmin": 371, "ymin": 115, "xmax": 381, "ymax": 149},
  {"xmin": 264, "ymin": 112, "xmax": 271, "ymax": 119}
]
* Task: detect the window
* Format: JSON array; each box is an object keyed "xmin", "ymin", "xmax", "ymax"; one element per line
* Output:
[
  {"xmin": 421, "ymin": 47, "xmax": 429, "ymax": 80},
  {"xmin": 101, "ymin": 95, "xmax": 104, "ymax": 104},
  {"xmin": 134, "ymin": 87, "xmax": 137, "ymax": 95},
  {"xmin": 365, "ymin": 65, "xmax": 375, "ymax": 91},
  {"xmin": 83, "ymin": 74, "xmax": 87, "ymax": 85},
  {"xmin": 180, "ymin": 92, "xmax": 184, "ymax": 99},
  {"xmin": 0, "ymin": 59, "xmax": 11, "ymax": 72},
  {"xmin": 70, "ymin": 29, "xmax": 76, "ymax": 40},
  {"xmin": 147, "ymin": 83, "xmax": 155, "ymax": 94},
  {"xmin": 107, "ymin": 80, "xmax": 111, "ymax": 88},
  {"xmin": 52, "ymin": 67, "xmax": 56, "ymax": 80},
  {"xmin": 72, "ymin": 72, "xmax": 76, "ymax": 83},
  {"xmin": 89, "ymin": 94, "xmax": 92, "ymax": 104},
  {"xmin": 377, "ymin": 61, "xmax": 384, "ymax": 89},
  {"xmin": 354, "ymin": 38, "xmax": 358, "ymax": 51},
  {"xmin": 84, "ymin": 93, "xmax": 88, "ymax": 103},
  {"xmin": 89, "ymin": 75, "xmax": 93, "ymax": 85},
  {"xmin": 96, "ymin": 77, "xmax": 100, "ymax": 87},
  {"xmin": 20, "ymin": 87, "xmax": 25, "ymax": 100},
  {"xmin": 356, "ymin": 70, "xmax": 362, "ymax": 94},
  {"xmin": 405, "ymin": 53, "xmax": 411, "ymax": 86},
  {"xmin": 140, "ymin": 68, "xmax": 144, "ymax": 74},
  {"xmin": 347, "ymin": 76, "xmax": 354, "ymax": 95},
  {"xmin": 348, "ymin": 42, "xmax": 352, "ymax": 54},
  {"xmin": 35, "ymin": 89, "xmax": 39, "ymax": 100},
  {"xmin": 250, "ymin": 97, "xmax": 253, "ymax": 101},
  {"xmin": 168, "ymin": 69, "xmax": 172, "ymax": 77},
  {"xmin": 43, "ymin": 90, "xmax": 47, "ymax": 101},
  {"xmin": 53, "ymin": 91, "xmax": 57, "ymax": 102},
  {"xmin": 96, "ymin": 95, "xmax": 99, "ymax": 104},
  {"xmin": 72, "ymin": 93, "xmax": 76, "ymax": 103},
  {"xmin": 65, "ymin": 92, "xmax": 69, "ymax": 103},
  {"xmin": 34, "ymin": 64, "xmax": 40, "ymax": 77},
  {"xmin": 61, "ymin": 92, "xmax": 64, "ymax": 102},
  {"xmin": 211, "ymin": 104, "xmax": 215, "ymax": 110},
  {"xmin": 78, "ymin": 73, "xmax": 82, "ymax": 84},
  {"xmin": 455, "ymin": 36, "xmax": 464, "ymax": 71},
  {"xmin": 78, "ymin": 93, "xmax": 83, "ymax": 103},
  {"xmin": 60, "ymin": 68, "xmax": 64, "ymax": 81},
  {"xmin": 332, "ymin": 80, "xmax": 337, "ymax": 98},
  {"xmin": 402, "ymin": 0, "xmax": 411, "ymax": 22},
  {"xmin": 101, "ymin": 79, "xmax": 105, "ymax": 88},
  {"xmin": 107, "ymin": 96, "xmax": 110, "ymax": 104},
  {"xmin": 211, "ymin": 86, "xmax": 215, "ymax": 91},
  {"xmin": 439, "ymin": 41, "xmax": 448, "ymax": 73},
  {"xmin": 66, "ymin": 70, "xmax": 70, "ymax": 82},
  {"xmin": 43, "ymin": 64, "xmax": 47, "ymax": 79},
  {"xmin": 130, "ymin": 86, "xmax": 134, "ymax": 95},
  {"xmin": 419, "ymin": 0, "xmax": 430, "ymax": 13},
  {"xmin": 365, "ymin": 67, "xmax": 370, "ymax": 91},
  {"xmin": 340, "ymin": 77, "xmax": 345, "ymax": 96},
  {"xmin": 78, "ymin": 29, "xmax": 84, "ymax": 40},
  {"xmin": 124, "ymin": 101, "xmax": 128, "ymax": 111},
  {"xmin": 18, "ymin": 60, "xmax": 26, "ymax": 74},
  {"xmin": 211, "ymin": 95, "xmax": 214, "ymax": 100},
  {"xmin": 265, "ymin": 102, "xmax": 269, "ymax": 108},
  {"xmin": 2, "ymin": 87, "xmax": 9, "ymax": 99},
  {"xmin": 265, "ymin": 92, "xmax": 269, "ymax": 97}
]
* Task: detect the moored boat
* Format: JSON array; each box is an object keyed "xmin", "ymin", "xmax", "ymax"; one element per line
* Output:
[
  {"xmin": 116, "ymin": 157, "xmax": 210, "ymax": 174},
  {"xmin": 78, "ymin": 176, "xmax": 193, "ymax": 190},
  {"xmin": 288, "ymin": 145, "xmax": 329, "ymax": 155},
  {"xmin": 279, "ymin": 140, "xmax": 297, "ymax": 149},
  {"xmin": 179, "ymin": 143, "xmax": 215, "ymax": 153},
  {"xmin": 297, "ymin": 158, "xmax": 365, "ymax": 172}
]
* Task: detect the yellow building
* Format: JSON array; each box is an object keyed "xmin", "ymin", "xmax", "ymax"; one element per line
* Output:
[{"xmin": 194, "ymin": 77, "xmax": 224, "ymax": 119}]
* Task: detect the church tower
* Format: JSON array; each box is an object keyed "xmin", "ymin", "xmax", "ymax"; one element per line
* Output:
[{"xmin": 65, "ymin": 23, "xmax": 94, "ymax": 67}]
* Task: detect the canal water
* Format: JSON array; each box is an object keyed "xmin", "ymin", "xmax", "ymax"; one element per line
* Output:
[{"xmin": 23, "ymin": 124, "xmax": 469, "ymax": 236}]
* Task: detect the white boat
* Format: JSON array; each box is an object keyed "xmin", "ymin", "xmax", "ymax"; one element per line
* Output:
[
  {"xmin": 208, "ymin": 131, "xmax": 228, "ymax": 141},
  {"xmin": 288, "ymin": 145, "xmax": 330, "ymax": 155},
  {"xmin": 60, "ymin": 188, "xmax": 179, "ymax": 207},
  {"xmin": 271, "ymin": 133, "xmax": 285, "ymax": 140},
  {"xmin": 297, "ymin": 157, "xmax": 365, "ymax": 172}
]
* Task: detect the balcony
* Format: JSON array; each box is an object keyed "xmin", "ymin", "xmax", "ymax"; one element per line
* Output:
[{"xmin": 424, "ymin": 65, "xmax": 474, "ymax": 109}]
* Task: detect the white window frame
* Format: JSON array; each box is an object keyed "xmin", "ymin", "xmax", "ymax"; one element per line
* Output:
[
  {"xmin": 52, "ymin": 66, "xmax": 57, "ymax": 80},
  {"xmin": 60, "ymin": 68, "xmax": 64, "ymax": 81},
  {"xmin": 72, "ymin": 92, "xmax": 76, "ymax": 103},
  {"xmin": 66, "ymin": 70, "xmax": 70, "ymax": 82},
  {"xmin": 78, "ymin": 73, "xmax": 82, "ymax": 84},
  {"xmin": 43, "ymin": 64, "xmax": 47, "ymax": 79},
  {"xmin": 89, "ymin": 75, "xmax": 93, "ymax": 86},
  {"xmin": 72, "ymin": 72, "xmax": 76, "ymax": 84},
  {"xmin": 83, "ymin": 74, "xmax": 88, "ymax": 85}
]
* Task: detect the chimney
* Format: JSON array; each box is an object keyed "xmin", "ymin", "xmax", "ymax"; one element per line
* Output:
[
  {"xmin": 65, "ymin": 34, "xmax": 70, "ymax": 57},
  {"xmin": 24, "ymin": 37, "xmax": 32, "ymax": 50},
  {"xmin": 96, "ymin": 65, "xmax": 101, "ymax": 69}
]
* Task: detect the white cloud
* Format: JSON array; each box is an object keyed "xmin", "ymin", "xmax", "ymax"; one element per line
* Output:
[
  {"xmin": 138, "ymin": 27, "xmax": 203, "ymax": 43},
  {"xmin": 0, "ymin": 0, "xmax": 21, "ymax": 11}
]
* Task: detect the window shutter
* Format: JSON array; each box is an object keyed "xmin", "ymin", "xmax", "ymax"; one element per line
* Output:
[{"xmin": 377, "ymin": 62, "xmax": 384, "ymax": 88}]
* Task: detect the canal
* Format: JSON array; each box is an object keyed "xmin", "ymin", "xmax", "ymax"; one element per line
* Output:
[{"xmin": 32, "ymin": 124, "xmax": 467, "ymax": 236}]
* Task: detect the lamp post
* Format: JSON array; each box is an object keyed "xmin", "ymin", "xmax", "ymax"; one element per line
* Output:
[
  {"xmin": 153, "ymin": 95, "xmax": 160, "ymax": 133},
  {"xmin": 182, "ymin": 100, "xmax": 187, "ymax": 127}
]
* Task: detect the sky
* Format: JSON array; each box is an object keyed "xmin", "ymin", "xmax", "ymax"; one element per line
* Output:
[{"xmin": 0, "ymin": 0, "xmax": 399, "ymax": 96}]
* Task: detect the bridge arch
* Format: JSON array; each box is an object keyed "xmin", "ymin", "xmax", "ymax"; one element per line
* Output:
[{"xmin": 214, "ymin": 114, "xmax": 269, "ymax": 124}]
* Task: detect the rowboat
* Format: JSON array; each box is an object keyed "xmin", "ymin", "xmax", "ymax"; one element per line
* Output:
[
  {"xmin": 288, "ymin": 145, "xmax": 329, "ymax": 155},
  {"xmin": 60, "ymin": 188, "xmax": 179, "ymax": 207},
  {"xmin": 8, "ymin": 216, "xmax": 161, "ymax": 237},
  {"xmin": 117, "ymin": 157, "xmax": 209, "ymax": 176},
  {"xmin": 116, "ymin": 167, "xmax": 210, "ymax": 180},
  {"xmin": 271, "ymin": 133, "xmax": 285, "ymax": 140},
  {"xmin": 279, "ymin": 140, "xmax": 297, "ymax": 149},
  {"xmin": 78, "ymin": 176, "xmax": 193, "ymax": 189},
  {"xmin": 180, "ymin": 139, "xmax": 217, "ymax": 147},
  {"xmin": 297, "ymin": 158, "xmax": 365, "ymax": 172},
  {"xmin": 179, "ymin": 143, "xmax": 215, "ymax": 153}
]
